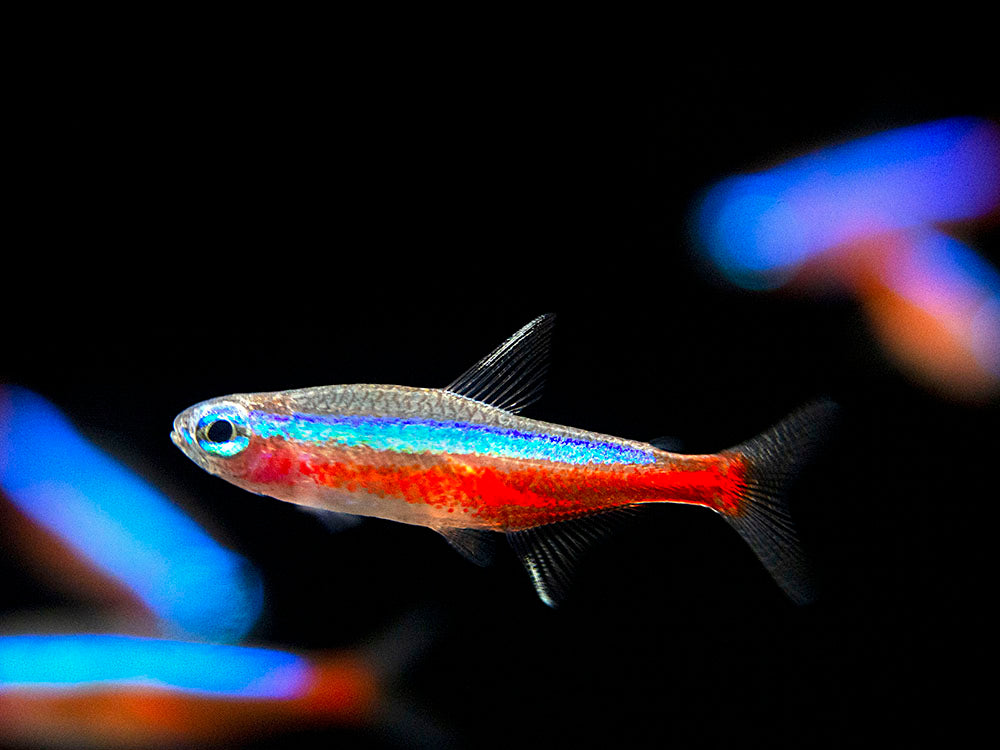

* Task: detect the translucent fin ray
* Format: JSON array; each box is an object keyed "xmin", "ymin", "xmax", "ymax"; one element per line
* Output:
[
  {"xmin": 437, "ymin": 527, "xmax": 496, "ymax": 566},
  {"xmin": 444, "ymin": 314, "xmax": 556, "ymax": 414},
  {"xmin": 506, "ymin": 508, "xmax": 638, "ymax": 607},
  {"xmin": 720, "ymin": 400, "xmax": 839, "ymax": 605},
  {"xmin": 298, "ymin": 506, "xmax": 363, "ymax": 532}
]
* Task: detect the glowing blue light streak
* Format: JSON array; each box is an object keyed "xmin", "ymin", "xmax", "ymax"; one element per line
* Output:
[
  {"xmin": 695, "ymin": 117, "xmax": 1000, "ymax": 284},
  {"xmin": 0, "ymin": 634, "xmax": 311, "ymax": 698},
  {"xmin": 0, "ymin": 387, "xmax": 263, "ymax": 643},
  {"xmin": 250, "ymin": 412, "xmax": 658, "ymax": 465}
]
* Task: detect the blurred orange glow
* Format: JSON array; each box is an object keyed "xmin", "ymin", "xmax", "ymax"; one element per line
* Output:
[
  {"xmin": 0, "ymin": 655, "xmax": 378, "ymax": 748},
  {"xmin": 794, "ymin": 231, "xmax": 1000, "ymax": 400},
  {"xmin": 847, "ymin": 235, "xmax": 999, "ymax": 399}
]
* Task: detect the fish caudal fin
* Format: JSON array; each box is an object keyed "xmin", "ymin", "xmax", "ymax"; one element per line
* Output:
[
  {"xmin": 504, "ymin": 402, "xmax": 836, "ymax": 608},
  {"xmin": 719, "ymin": 400, "xmax": 839, "ymax": 605}
]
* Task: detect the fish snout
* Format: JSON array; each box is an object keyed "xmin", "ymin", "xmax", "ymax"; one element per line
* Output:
[{"xmin": 171, "ymin": 413, "xmax": 194, "ymax": 451}]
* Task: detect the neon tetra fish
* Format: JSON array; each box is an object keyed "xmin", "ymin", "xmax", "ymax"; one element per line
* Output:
[{"xmin": 171, "ymin": 315, "xmax": 835, "ymax": 606}]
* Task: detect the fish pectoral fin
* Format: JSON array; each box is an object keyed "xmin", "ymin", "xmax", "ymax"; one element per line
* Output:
[
  {"xmin": 443, "ymin": 313, "xmax": 556, "ymax": 414},
  {"xmin": 436, "ymin": 527, "xmax": 497, "ymax": 567},
  {"xmin": 298, "ymin": 506, "xmax": 363, "ymax": 533},
  {"xmin": 506, "ymin": 508, "xmax": 639, "ymax": 608}
]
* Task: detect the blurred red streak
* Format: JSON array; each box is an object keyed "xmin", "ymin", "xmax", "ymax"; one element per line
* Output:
[{"xmin": 0, "ymin": 656, "xmax": 379, "ymax": 748}]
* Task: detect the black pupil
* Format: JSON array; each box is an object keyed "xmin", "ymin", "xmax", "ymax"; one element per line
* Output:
[{"xmin": 206, "ymin": 419, "xmax": 234, "ymax": 443}]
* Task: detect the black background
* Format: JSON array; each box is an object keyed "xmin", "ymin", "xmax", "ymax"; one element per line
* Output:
[{"xmin": 4, "ymin": 43, "xmax": 997, "ymax": 748}]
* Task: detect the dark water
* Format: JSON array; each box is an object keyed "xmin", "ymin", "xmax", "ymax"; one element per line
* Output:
[{"xmin": 5, "ymin": 51, "xmax": 996, "ymax": 747}]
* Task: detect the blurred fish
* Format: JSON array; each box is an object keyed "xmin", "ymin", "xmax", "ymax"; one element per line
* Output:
[
  {"xmin": 0, "ymin": 386, "xmax": 263, "ymax": 642},
  {"xmin": 0, "ymin": 635, "xmax": 370, "ymax": 748},
  {"xmin": 693, "ymin": 117, "xmax": 1000, "ymax": 399},
  {"xmin": 172, "ymin": 315, "xmax": 836, "ymax": 606},
  {"xmin": 0, "ymin": 618, "xmax": 445, "ymax": 749}
]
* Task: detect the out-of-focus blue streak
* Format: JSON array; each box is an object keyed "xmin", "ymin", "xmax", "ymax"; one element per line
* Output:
[
  {"xmin": 0, "ymin": 386, "xmax": 262, "ymax": 643},
  {"xmin": 695, "ymin": 117, "xmax": 1000, "ymax": 284},
  {"xmin": 0, "ymin": 634, "xmax": 311, "ymax": 699}
]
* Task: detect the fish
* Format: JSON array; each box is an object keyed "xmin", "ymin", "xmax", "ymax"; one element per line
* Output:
[{"xmin": 171, "ymin": 314, "xmax": 836, "ymax": 606}]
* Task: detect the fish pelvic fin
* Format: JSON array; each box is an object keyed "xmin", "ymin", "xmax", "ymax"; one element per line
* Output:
[
  {"xmin": 719, "ymin": 400, "xmax": 839, "ymax": 606},
  {"xmin": 435, "ymin": 527, "xmax": 496, "ymax": 566}
]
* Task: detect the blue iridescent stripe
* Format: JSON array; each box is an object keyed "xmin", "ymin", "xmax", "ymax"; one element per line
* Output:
[
  {"xmin": 0, "ymin": 634, "xmax": 312, "ymax": 698},
  {"xmin": 249, "ymin": 412, "xmax": 656, "ymax": 466}
]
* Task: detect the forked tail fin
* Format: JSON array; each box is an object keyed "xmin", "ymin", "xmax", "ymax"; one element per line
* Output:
[
  {"xmin": 503, "ymin": 401, "xmax": 837, "ymax": 608},
  {"xmin": 719, "ymin": 400, "xmax": 839, "ymax": 605}
]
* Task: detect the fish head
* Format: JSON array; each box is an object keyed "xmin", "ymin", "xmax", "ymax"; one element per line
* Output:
[{"xmin": 171, "ymin": 395, "xmax": 256, "ymax": 480}]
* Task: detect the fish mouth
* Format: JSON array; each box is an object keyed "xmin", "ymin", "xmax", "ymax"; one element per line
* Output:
[{"xmin": 170, "ymin": 414, "xmax": 194, "ymax": 451}]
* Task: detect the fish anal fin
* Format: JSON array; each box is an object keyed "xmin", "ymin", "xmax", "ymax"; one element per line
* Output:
[
  {"xmin": 444, "ymin": 314, "xmax": 556, "ymax": 414},
  {"xmin": 436, "ymin": 527, "xmax": 496, "ymax": 567},
  {"xmin": 506, "ymin": 507, "xmax": 639, "ymax": 607}
]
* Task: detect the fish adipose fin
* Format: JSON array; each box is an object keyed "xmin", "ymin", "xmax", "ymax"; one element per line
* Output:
[
  {"xmin": 507, "ymin": 508, "xmax": 639, "ymax": 607},
  {"xmin": 436, "ymin": 527, "xmax": 496, "ymax": 567},
  {"xmin": 444, "ymin": 314, "xmax": 556, "ymax": 414},
  {"xmin": 719, "ymin": 400, "xmax": 839, "ymax": 605},
  {"xmin": 649, "ymin": 435, "xmax": 684, "ymax": 452}
]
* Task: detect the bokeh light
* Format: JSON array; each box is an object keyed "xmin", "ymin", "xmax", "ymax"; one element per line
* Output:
[
  {"xmin": 695, "ymin": 117, "xmax": 1000, "ymax": 285},
  {"xmin": 0, "ymin": 634, "xmax": 379, "ymax": 748},
  {"xmin": 0, "ymin": 386, "xmax": 263, "ymax": 642},
  {"xmin": 0, "ymin": 634, "xmax": 310, "ymax": 697},
  {"xmin": 693, "ymin": 117, "xmax": 1000, "ymax": 398}
]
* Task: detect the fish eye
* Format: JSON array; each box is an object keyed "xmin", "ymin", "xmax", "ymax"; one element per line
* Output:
[
  {"xmin": 206, "ymin": 419, "xmax": 234, "ymax": 443},
  {"xmin": 196, "ymin": 406, "xmax": 250, "ymax": 457}
]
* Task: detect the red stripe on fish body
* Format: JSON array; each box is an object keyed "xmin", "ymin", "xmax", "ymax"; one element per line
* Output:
[
  {"xmin": 244, "ymin": 438, "xmax": 298, "ymax": 484},
  {"xmin": 238, "ymin": 437, "xmax": 748, "ymax": 531}
]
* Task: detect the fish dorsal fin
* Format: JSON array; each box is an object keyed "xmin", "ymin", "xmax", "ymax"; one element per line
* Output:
[
  {"xmin": 444, "ymin": 314, "xmax": 556, "ymax": 414},
  {"xmin": 506, "ymin": 508, "xmax": 638, "ymax": 607},
  {"xmin": 437, "ymin": 527, "xmax": 496, "ymax": 566}
]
